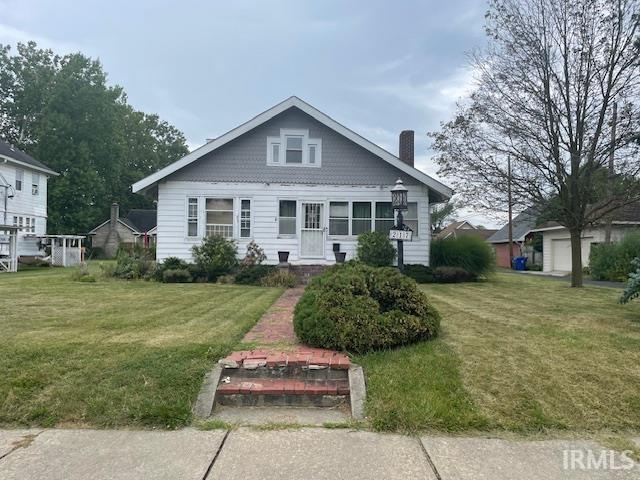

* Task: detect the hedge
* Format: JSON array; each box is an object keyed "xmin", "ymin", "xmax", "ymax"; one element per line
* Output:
[{"xmin": 293, "ymin": 262, "xmax": 440, "ymax": 353}]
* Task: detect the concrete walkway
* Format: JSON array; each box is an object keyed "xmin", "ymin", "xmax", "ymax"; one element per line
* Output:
[{"xmin": 0, "ymin": 428, "xmax": 638, "ymax": 479}]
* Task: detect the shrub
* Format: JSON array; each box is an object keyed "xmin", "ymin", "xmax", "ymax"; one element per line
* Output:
[
  {"xmin": 111, "ymin": 246, "xmax": 156, "ymax": 280},
  {"xmin": 235, "ymin": 264, "xmax": 277, "ymax": 285},
  {"xmin": 620, "ymin": 257, "xmax": 640, "ymax": 304},
  {"xmin": 430, "ymin": 236, "xmax": 494, "ymax": 279},
  {"xmin": 590, "ymin": 232, "xmax": 640, "ymax": 281},
  {"xmin": 241, "ymin": 240, "xmax": 266, "ymax": 267},
  {"xmin": 154, "ymin": 256, "xmax": 190, "ymax": 281},
  {"xmin": 191, "ymin": 235, "xmax": 238, "ymax": 282},
  {"xmin": 403, "ymin": 264, "xmax": 434, "ymax": 283},
  {"xmin": 293, "ymin": 262, "xmax": 440, "ymax": 353},
  {"xmin": 433, "ymin": 266, "xmax": 475, "ymax": 283},
  {"xmin": 356, "ymin": 231, "xmax": 396, "ymax": 267},
  {"xmin": 261, "ymin": 269, "xmax": 298, "ymax": 288},
  {"xmin": 162, "ymin": 268, "xmax": 192, "ymax": 283},
  {"xmin": 216, "ymin": 274, "xmax": 236, "ymax": 284}
]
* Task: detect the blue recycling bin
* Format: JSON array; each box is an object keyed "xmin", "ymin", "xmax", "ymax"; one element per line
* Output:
[{"xmin": 512, "ymin": 256, "xmax": 528, "ymax": 271}]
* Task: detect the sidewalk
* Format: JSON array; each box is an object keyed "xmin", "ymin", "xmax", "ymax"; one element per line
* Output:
[{"xmin": 0, "ymin": 427, "xmax": 638, "ymax": 479}]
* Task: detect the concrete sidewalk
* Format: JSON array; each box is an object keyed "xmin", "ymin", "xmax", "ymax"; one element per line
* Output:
[{"xmin": 0, "ymin": 427, "xmax": 638, "ymax": 479}]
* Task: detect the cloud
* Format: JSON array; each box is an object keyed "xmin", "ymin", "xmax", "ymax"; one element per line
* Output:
[
  {"xmin": 0, "ymin": 23, "xmax": 81, "ymax": 53},
  {"xmin": 365, "ymin": 67, "xmax": 477, "ymax": 114}
]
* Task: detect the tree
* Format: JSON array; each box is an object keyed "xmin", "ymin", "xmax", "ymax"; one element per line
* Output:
[
  {"xmin": 431, "ymin": 0, "xmax": 640, "ymax": 287},
  {"xmin": 0, "ymin": 42, "xmax": 188, "ymax": 233},
  {"xmin": 430, "ymin": 199, "xmax": 460, "ymax": 233}
]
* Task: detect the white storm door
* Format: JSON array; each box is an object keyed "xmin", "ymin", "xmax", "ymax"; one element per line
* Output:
[{"xmin": 300, "ymin": 202, "xmax": 325, "ymax": 258}]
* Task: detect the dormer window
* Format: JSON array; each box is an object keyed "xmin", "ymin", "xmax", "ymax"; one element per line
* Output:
[
  {"xmin": 285, "ymin": 135, "xmax": 303, "ymax": 164},
  {"xmin": 267, "ymin": 129, "xmax": 321, "ymax": 167}
]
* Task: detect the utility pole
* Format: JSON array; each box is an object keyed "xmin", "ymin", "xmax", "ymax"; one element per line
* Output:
[
  {"xmin": 507, "ymin": 155, "xmax": 514, "ymax": 267},
  {"xmin": 604, "ymin": 101, "xmax": 617, "ymax": 244}
]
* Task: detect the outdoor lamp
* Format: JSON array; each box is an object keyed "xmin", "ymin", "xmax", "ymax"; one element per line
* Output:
[{"xmin": 391, "ymin": 178, "xmax": 408, "ymax": 211}]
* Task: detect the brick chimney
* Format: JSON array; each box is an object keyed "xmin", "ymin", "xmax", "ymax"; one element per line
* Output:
[
  {"xmin": 110, "ymin": 202, "xmax": 119, "ymax": 230},
  {"xmin": 399, "ymin": 130, "xmax": 414, "ymax": 167}
]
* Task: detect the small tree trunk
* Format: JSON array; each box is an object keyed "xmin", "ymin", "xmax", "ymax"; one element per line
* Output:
[{"xmin": 569, "ymin": 229, "xmax": 583, "ymax": 287}]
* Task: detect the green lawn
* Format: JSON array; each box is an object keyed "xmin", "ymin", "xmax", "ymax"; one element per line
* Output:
[
  {"xmin": 357, "ymin": 273, "xmax": 640, "ymax": 435},
  {"xmin": 0, "ymin": 266, "xmax": 282, "ymax": 428}
]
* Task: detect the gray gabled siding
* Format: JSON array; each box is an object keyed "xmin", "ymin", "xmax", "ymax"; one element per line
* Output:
[{"xmin": 168, "ymin": 107, "xmax": 419, "ymax": 186}]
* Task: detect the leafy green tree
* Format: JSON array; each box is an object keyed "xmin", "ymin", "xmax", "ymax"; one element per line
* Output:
[
  {"xmin": 431, "ymin": 0, "xmax": 640, "ymax": 287},
  {"xmin": 0, "ymin": 41, "xmax": 188, "ymax": 233}
]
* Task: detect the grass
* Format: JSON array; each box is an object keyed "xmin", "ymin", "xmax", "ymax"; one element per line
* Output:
[
  {"xmin": 356, "ymin": 273, "xmax": 640, "ymax": 435},
  {"xmin": 0, "ymin": 265, "xmax": 282, "ymax": 428}
]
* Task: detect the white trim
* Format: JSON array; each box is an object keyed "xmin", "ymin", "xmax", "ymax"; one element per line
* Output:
[
  {"xmin": 0, "ymin": 155, "xmax": 58, "ymax": 176},
  {"xmin": 131, "ymin": 96, "xmax": 452, "ymax": 198}
]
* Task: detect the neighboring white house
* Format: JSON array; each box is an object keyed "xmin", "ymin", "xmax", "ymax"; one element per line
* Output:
[
  {"xmin": 532, "ymin": 204, "xmax": 640, "ymax": 272},
  {"xmin": 132, "ymin": 97, "xmax": 453, "ymax": 265},
  {"xmin": 0, "ymin": 140, "xmax": 58, "ymax": 258}
]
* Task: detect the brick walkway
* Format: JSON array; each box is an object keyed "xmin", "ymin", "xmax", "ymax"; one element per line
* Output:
[
  {"xmin": 241, "ymin": 287, "xmax": 303, "ymax": 344},
  {"xmin": 221, "ymin": 286, "xmax": 350, "ymax": 370}
]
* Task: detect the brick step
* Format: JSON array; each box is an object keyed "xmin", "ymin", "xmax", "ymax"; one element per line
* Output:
[
  {"xmin": 218, "ymin": 349, "xmax": 350, "ymax": 370},
  {"xmin": 217, "ymin": 377, "xmax": 350, "ymax": 396},
  {"xmin": 223, "ymin": 365, "xmax": 348, "ymax": 380},
  {"xmin": 215, "ymin": 377, "xmax": 350, "ymax": 408}
]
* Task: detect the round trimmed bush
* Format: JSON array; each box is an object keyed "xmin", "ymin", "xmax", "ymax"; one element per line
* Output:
[
  {"xmin": 356, "ymin": 231, "xmax": 396, "ymax": 267},
  {"xmin": 293, "ymin": 262, "xmax": 440, "ymax": 353}
]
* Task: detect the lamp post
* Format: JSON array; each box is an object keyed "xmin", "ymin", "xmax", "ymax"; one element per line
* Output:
[{"xmin": 391, "ymin": 178, "xmax": 408, "ymax": 273}]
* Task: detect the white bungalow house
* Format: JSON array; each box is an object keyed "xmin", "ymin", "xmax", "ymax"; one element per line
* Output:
[
  {"xmin": 0, "ymin": 140, "xmax": 58, "ymax": 258},
  {"xmin": 132, "ymin": 97, "xmax": 452, "ymax": 265}
]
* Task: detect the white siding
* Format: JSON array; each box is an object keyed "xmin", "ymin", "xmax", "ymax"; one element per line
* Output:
[
  {"xmin": 541, "ymin": 226, "xmax": 635, "ymax": 272},
  {"xmin": 157, "ymin": 181, "xmax": 432, "ymax": 265},
  {"xmin": 0, "ymin": 162, "xmax": 49, "ymax": 256}
]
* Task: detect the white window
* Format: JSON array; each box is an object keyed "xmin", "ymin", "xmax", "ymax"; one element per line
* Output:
[
  {"xmin": 205, "ymin": 198, "xmax": 233, "ymax": 238},
  {"xmin": 375, "ymin": 202, "xmax": 395, "ymax": 234},
  {"xmin": 12, "ymin": 216, "xmax": 17, "ymax": 226},
  {"xmin": 187, "ymin": 198, "xmax": 198, "ymax": 237},
  {"xmin": 404, "ymin": 203, "xmax": 418, "ymax": 235},
  {"xmin": 267, "ymin": 129, "xmax": 321, "ymax": 167},
  {"xmin": 352, "ymin": 202, "xmax": 372, "ymax": 235},
  {"xmin": 25, "ymin": 217, "xmax": 30, "ymax": 232},
  {"xmin": 240, "ymin": 199, "xmax": 251, "ymax": 238},
  {"xmin": 15, "ymin": 169, "xmax": 23, "ymax": 191},
  {"xmin": 329, "ymin": 202, "xmax": 349, "ymax": 236},
  {"xmin": 285, "ymin": 135, "xmax": 303, "ymax": 164},
  {"xmin": 18, "ymin": 216, "xmax": 23, "ymax": 228},
  {"xmin": 32, "ymin": 173, "xmax": 39, "ymax": 195},
  {"xmin": 30, "ymin": 218, "xmax": 36, "ymax": 233},
  {"xmin": 279, "ymin": 200, "xmax": 297, "ymax": 236}
]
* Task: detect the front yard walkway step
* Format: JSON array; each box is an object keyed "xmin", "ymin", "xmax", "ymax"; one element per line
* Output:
[
  {"xmin": 219, "ymin": 348, "xmax": 350, "ymax": 370},
  {"xmin": 216, "ymin": 377, "xmax": 350, "ymax": 396}
]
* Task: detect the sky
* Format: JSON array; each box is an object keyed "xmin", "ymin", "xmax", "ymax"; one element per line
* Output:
[{"xmin": 0, "ymin": 0, "xmax": 503, "ymax": 227}]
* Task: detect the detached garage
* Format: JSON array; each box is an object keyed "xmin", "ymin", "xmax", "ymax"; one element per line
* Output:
[
  {"xmin": 548, "ymin": 235, "xmax": 594, "ymax": 272},
  {"xmin": 533, "ymin": 206, "xmax": 640, "ymax": 273}
]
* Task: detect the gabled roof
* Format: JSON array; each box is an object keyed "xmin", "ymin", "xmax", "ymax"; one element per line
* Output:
[
  {"xmin": 532, "ymin": 202, "xmax": 640, "ymax": 232},
  {"xmin": 124, "ymin": 209, "xmax": 157, "ymax": 233},
  {"xmin": 88, "ymin": 209, "xmax": 157, "ymax": 235},
  {"xmin": 487, "ymin": 208, "xmax": 539, "ymax": 243},
  {"xmin": 131, "ymin": 96, "xmax": 452, "ymax": 200},
  {"xmin": 435, "ymin": 220, "xmax": 475, "ymax": 240},
  {"xmin": 0, "ymin": 139, "xmax": 58, "ymax": 176}
]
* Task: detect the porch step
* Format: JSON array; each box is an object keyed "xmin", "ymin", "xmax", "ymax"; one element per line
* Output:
[
  {"xmin": 215, "ymin": 349, "xmax": 351, "ymax": 409},
  {"xmin": 287, "ymin": 265, "xmax": 329, "ymax": 285},
  {"xmin": 219, "ymin": 349, "xmax": 350, "ymax": 370}
]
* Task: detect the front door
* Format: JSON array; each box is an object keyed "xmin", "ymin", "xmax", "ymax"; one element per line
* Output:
[{"xmin": 300, "ymin": 202, "xmax": 325, "ymax": 258}]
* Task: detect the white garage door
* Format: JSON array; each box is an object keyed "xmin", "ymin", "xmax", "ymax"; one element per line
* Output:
[{"xmin": 551, "ymin": 237, "xmax": 593, "ymax": 272}]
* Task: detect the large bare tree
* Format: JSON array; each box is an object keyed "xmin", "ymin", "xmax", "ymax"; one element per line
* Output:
[{"xmin": 431, "ymin": 0, "xmax": 640, "ymax": 286}]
